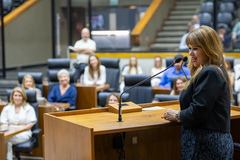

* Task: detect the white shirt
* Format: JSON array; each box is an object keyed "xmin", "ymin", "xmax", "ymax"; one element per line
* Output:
[
  {"xmin": 122, "ymin": 66, "xmax": 143, "ymax": 76},
  {"xmin": 0, "ymin": 104, "xmax": 37, "ymax": 136},
  {"xmin": 83, "ymin": 65, "xmax": 106, "ymax": 86},
  {"xmin": 74, "ymin": 38, "xmax": 96, "ymax": 64},
  {"xmin": 151, "ymin": 67, "xmax": 166, "ymax": 78},
  {"xmin": 179, "ymin": 33, "xmax": 189, "ymax": 49}
]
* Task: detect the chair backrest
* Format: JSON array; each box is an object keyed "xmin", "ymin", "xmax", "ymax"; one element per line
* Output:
[
  {"xmin": 220, "ymin": 2, "xmax": 235, "ymax": 13},
  {"xmin": 124, "ymin": 74, "xmax": 152, "ymax": 104},
  {"xmin": 153, "ymin": 94, "xmax": 179, "ymax": 102},
  {"xmin": 225, "ymin": 57, "xmax": 234, "ymax": 71},
  {"xmin": 98, "ymin": 92, "xmax": 130, "ymax": 107},
  {"xmin": 18, "ymin": 72, "xmax": 43, "ymax": 93},
  {"xmin": 201, "ymin": 2, "xmax": 213, "ymax": 15},
  {"xmin": 47, "ymin": 70, "xmax": 75, "ymax": 93},
  {"xmin": 6, "ymin": 89, "xmax": 38, "ymax": 130},
  {"xmin": 100, "ymin": 58, "xmax": 120, "ymax": 92},
  {"xmin": 198, "ymin": 12, "xmax": 212, "ymax": 26},
  {"xmin": 217, "ymin": 12, "xmax": 232, "ymax": 27},
  {"xmin": 47, "ymin": 58, "xmax": 70, "ymax": 69}
]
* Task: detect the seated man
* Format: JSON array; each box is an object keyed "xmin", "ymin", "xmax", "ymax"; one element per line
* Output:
[
  {"xmin": 159, "ymin": 54, "xmax": 190, "ymax": 88},
  {"xmin": 179, "ymin": 23, "xmax": 194, "ymax": 50}
]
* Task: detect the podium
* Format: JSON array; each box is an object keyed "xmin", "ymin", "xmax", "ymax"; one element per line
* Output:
[{"xmin": 43, "ymin": 101, "xmax": 240, "ymax": 160}]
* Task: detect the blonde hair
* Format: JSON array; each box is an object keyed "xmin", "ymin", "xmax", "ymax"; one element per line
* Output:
[
  {"xmin": 10, "ymin": 87, "xmax": 28, "ymax": 107},
  {"xmin": 22, "ymin": 74, "xmax": 36, "ymax": 89},
  {"xmin": 128, "ymin": 55, "xmax": 139, "ymax": 74},
  {"xmin": 185, "ymin": 26, "xmax": 231, "ymax": 95},
  {"xmin": 88, "ymin": 54, "xmax": 101, "ymax": 79}
]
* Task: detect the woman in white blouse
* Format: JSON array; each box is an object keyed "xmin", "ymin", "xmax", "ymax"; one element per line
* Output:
[
  {"xmin": 150, "ymin": 56, "xmax": 166, "ymax": 86},
  {"xmin": 83, "ymin": 55, "xmax": 106, "ymax": 86},
  {"xmin": 120, "ymin": 55, "xmax": 143, "ymax": 92},
  {"xmin": 0, "ymin": 87, "xmax": 37, "ymax": 160}
]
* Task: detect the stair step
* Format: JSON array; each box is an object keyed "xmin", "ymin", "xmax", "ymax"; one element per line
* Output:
[
  {"xmin": 165, "ymin": 20, "xmax": 190, "ymax": 25},
  {"xmin": 162, "ymin": 26, "xmax": 187, "ymax": 31},
  {"xmin": 157, "ymin": 31, "xmax": 186, "ymax": 37},
  {"xmin": 170, "ymin": 10, "xmax": 196, "ymax": 15},
  {"xmin": 156, "ymin": 37, "xmax": 182, "ymax": 43},
  {"xmin": 169, "ymin": 15, "xmax": 192, "ymax": 20},
  {"xmin": 150, "ymin": 43, "xmax": 179, "ymax": 51},
  {"xmin": 176, "ymin": 1, "xmax": 201, "ymax": 6},
  {"xmin": 175, "ymin": 5, "xmax": 199, "ymax": 10}
]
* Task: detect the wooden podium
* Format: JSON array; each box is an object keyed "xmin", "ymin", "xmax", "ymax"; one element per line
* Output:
[{"xmin": 43, "ymin": 101, "xmax": 240, "ymax": 160}]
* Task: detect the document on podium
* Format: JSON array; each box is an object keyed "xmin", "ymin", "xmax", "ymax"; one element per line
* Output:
[{"xmin": 142, "ymin": 106, "xmax": 165, "ymax": 111}]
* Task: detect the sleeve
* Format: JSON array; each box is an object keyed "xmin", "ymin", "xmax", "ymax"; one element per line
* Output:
[
  {"xmin": 180, "ymin": 68, "xmax": 226, "ymax": 128},
  {"xmin": 232, "ymin": 22, "xmax": 240, "ymax": 35},
  {"xmin": 27, "ymin": 105, "xmax": 37, "ymax": 126},
  {"xmin": 159, "ymin": 71, "xmax": 168, "ymax": 87},
  {"xmin": 83, "ymin": 66, "xmax": 94, "ymax": 86},
  {"xmin": 68, "ymin": 87, "xmax": 77, "ymax": 106},
  {"xmin": 36, "ymin": 88, "xmax": 42, "ymax": 98},
  {"xmin": 122, "ymin": 66, "xmax": 129, "ymax": 76},
  {"xmin": 47, "ymin": 86, "xmax": 57, "ymax": 102},
  {"xmin": 138, "ymin": 66, "xmax": 143, "ymax": 74},
  {"xmin": 179, "ymin": 34, "xmax": 187, "ymax": 49},
  {"xmin": 97, "ymin": 66, "xmax": 106, "ymax": 85},
  {"xmin": 73, "ymin": 41, "xmax": 80, "ymax": 48},
  {"xmin": 91, "ymin": 41, "xmax": 96, "ymax": 51},
  {"xmin": 0, "ymin": 106, "xmax": 9, "ymax": 126}
]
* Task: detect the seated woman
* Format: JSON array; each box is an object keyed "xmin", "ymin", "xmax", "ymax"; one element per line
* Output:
[
  {"xmin": 151, "ymin": 56, "xmax": 166, "ymax": 86},
  {"xmin": 0, "ymin": 87, "xmax": 37, "ymax": 160},
  {"xmin": 83, "ymin": 55, "xmax": 106, "ymax": 86},
  {"xmin": 48, "ymin": 69, "xmax": 77, "ymax": 107},
  {"xmin": 120, "ymin": 55, "xmax": 143, "ymax": 92},
  {"xmin": 105, "ymin": 92, "xmax": 120, "ymax": 107},
  {"xmin": 170, "ymin": 76, "xmax": 187, "ymax": 95},
  {"xmin": 22, "ymin": 74, "xmax": 42, "ymax": 98}
]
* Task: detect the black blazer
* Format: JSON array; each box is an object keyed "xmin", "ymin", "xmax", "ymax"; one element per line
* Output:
[{"xmin": 179, "ymin": 65, "xmax": 231, "ymax": 133}]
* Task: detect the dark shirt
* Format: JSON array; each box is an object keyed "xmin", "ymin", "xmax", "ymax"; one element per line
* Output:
[
  {"xmin": 48, "ymin": 85, "xmax": 77, "ymax": 106},
  {"xmin": 179, "ymin": 65, "xmax": 231, "ymax": 133}
]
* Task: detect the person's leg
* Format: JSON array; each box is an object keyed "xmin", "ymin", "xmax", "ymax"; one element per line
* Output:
[{"xmin": 74, "ymin": 63, "xmax": 87, "ymax": 82}]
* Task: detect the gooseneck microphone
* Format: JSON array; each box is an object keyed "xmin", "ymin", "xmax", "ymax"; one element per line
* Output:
[
  {"xmin": 181, "ymin": 56, "xmax": 189, "ymax": 80},
  {"xmin": 117, "ymin": 57, "xmax": 183, "ymax": 122}
]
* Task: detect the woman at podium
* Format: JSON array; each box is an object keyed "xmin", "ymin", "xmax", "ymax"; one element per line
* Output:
[{"xmin": 162, "ymin": 26, "xmax": 233, "ymax": 159}]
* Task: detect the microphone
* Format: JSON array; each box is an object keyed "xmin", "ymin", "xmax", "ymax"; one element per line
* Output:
[
  {"xmin": 117, "ymin": 57, "xmax": 182, "ymax": 122},
  {"xmin": 181, "ymin": 56, "xmax": 189, "ymax": 80}
]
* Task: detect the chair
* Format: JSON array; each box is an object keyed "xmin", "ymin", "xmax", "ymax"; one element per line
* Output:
[
  {"xmin": 18, "ymin": 72, "xmax": 43, "ymax": 93},
  {"xmin": 200, "ymin": 2, "xmax": 213, "ymax": 16},
  {"xmin": 217, "ymin": 12, "xmax": 233, "ymax": 28},
  {"xmin": 124, "ymin": 74, "xmax": 152, "ymax": 104},
  {"xmin": 233, "ymin": 38, "xmax": 240, "ymax": 50},
  {"xmin": 98, "ymin": 92, "xmax": 130, "ymax": 107},
  {"xmin": 13, "ymin": 0, "xmax": 25, "ymax": 7},
  {"xmin": 3, "ymin": 0, "xmax": 13, "ymax": 15},
  {"xmin": 225, "ymin": 57, "xmax": 234, "ymax": 71},
  {"xmin": 198, "ymin": 12, "xmax": 212, "ymax": 27},
  {"xmin": 219, "ymin": 2, "xmax": 236, "ymax": 18},
  {"xmin": 153, "ymin": 94, "xmax": 179, "ymax": 102},
  {"xmin": 6, "ymin": 89, "xmax": 41, "ymax": 160},
  {"xmin": 99, "ymin": 58, "xmax": 120, "ymax": 92}
]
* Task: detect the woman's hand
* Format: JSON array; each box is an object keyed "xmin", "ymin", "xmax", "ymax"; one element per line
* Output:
[{"xmin": 161, "ymin": 109, "xmax": 178, "ymax": 122}]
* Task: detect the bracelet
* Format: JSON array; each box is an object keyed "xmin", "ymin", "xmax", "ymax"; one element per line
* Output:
[{"xmin": 175, "ymin": 111, "xmax": 180, "ymax": 122}]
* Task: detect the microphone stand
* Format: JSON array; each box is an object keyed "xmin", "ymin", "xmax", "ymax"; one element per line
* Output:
[
  {"xmin": 117, "ymin": 58, "xmax": 182, "ymax": 122},
  {"xmin": 180, "ymin": 56, "xmax": 189, "ymax": 80}
]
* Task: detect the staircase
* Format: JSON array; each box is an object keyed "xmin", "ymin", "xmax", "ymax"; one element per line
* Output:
[{"xmin": 150, "ymin": 0, "xmax": 202, "ymax": 51}]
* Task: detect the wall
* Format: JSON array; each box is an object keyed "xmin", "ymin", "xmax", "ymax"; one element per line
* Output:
[{"xmin": 5, "ymin": 0, "xmax": 52, "ymax": 68}]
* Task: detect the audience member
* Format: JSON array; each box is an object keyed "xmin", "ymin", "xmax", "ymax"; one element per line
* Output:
[
  {"xmin": 217, "ymin": 25, "xmax": 231, "ymax": 50},
  {"xmin": 105, "ymin": 92, "xmax": 120, "ymax": 107},
  {"xmin": 22, "ymin": 74, "xmax": 42, "ymax": 98},
  {"xmin": 231, "ymin": 21, "xmax": 240, "ymax": 41},
  {"xmin": 48, "ymin": 69, "xmax": 77, "ymax": 106},
  {"xmin": 83, "ymin": 55, "xmax": 106, "ymax": 86},
  {"xmin": 179, "ymin": 23, "xmax": 195, "ymax": 50},
  {"xmin": 170, "ymin": 76, "xmax": 187, "ymax": 95},
  {"xmin": 159, "ymin": 54, "xmax": 190, "ymax": 88},
  {"xmin": 151, "ymin": 56, "xmax": 166, "ymax": 86},
  {"xmin": 191, "ymin": 15, "xmax": 201, "ymax": 29},
  {"xmin": 120, "ymin": 55, "xmax": 143, "ymax": 92},
  {"xmin": 225, "ymin": 59, "xmax": 235, "ymax": 89},
  {"xmin": 0, "ymin": 87, "xmax": 37, "ymax": 160},
  {"xmin": 73, "ymin": 28, "xmax": 96, "ymax": 81}
]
